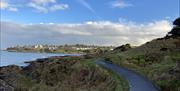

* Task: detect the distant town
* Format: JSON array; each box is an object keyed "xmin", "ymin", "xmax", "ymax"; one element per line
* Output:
[{"xmin": 6, "ymin": 44, "xmax": 115, "ymax": 54}]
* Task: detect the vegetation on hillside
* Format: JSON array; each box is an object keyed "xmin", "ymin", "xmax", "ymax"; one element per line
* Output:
[{"xmin": 102, "ymin": 18, "xmax": 180, "ymax": 91}]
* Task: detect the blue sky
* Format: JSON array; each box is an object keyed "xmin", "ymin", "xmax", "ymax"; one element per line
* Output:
[
  {"xmin": 1, "ymin": 0, "xmax": 179, "ymax": 23},
  {"xmin": 0, "ymin": 0, "xmax": 179, "ymax": 48}
]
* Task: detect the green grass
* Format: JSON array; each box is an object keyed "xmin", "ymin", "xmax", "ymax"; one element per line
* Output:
[{"xmin": 102, "ymin": 51, "xmax": 180, "ymax": 91}]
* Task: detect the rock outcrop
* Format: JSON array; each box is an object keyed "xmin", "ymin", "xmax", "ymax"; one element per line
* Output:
[{"xmin": 0, "ymin": 79, "xmax": 14, "ymax": 91}]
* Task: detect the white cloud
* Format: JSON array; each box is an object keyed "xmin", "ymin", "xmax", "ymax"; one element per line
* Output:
[
  {"xmin": 50, "ymin": 4, "xmax": 69, "ymax": 11},
  {"xmin": 28, "ymin": 0, "xmax": 69, "ymax": 13},
  {"xmin": 0, "ymin": 1, "xmax": 9, "ymax": 9},
  {"xmin": 0, "ymin": 0, "xmax": 18, "ymax": 12},
  {"xmin": 110, "ymin": 0, "xmax": 133, "ymax": 8},
  {"xmin": 8, "ymin": 7, "xmax": 18, "ymax": 12},
  {"xmin": 31, "ymin": 0, "xmax": 56, "ymax": 5},
  {"xmin": 28, "ymin": 3, "xmax": 48, "ymax": 13},
  {"xmin": 1, "ymin": 20, "xmax": 172, "ymax": 48},
  {"xmin": 0, "ymin": 0, "xmax": 68, "ymax": 13}
]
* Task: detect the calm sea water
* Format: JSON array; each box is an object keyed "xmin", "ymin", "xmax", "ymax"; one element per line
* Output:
[{"xmin": 0, "ymin": 51, "xmax": 80, "ymax": 66}]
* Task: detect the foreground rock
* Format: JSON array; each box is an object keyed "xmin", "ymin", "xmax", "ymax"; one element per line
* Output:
[{"xmin": 0, "ymin": 79, "xmax": 14, "ymax": 91}]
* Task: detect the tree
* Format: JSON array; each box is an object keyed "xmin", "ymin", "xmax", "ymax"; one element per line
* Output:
[
  {"xmin": 168, "ymin": 27, "xmax": 180, "ymax": 36},
  {"xmin": 167, "ymin": 18, "xmax": 180, "ymax": 36},
  {"xmin": 173, "ymin": 17, "xmax": 180, "ymax": 26},
  {"xmin": 114, "ymin": 44, "xmax": 131, "ymax": 52}
]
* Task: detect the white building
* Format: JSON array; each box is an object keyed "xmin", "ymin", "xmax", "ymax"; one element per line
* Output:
[{"xmin": 34, "ymin": 45, "xmax": 43, "ymax": 49}]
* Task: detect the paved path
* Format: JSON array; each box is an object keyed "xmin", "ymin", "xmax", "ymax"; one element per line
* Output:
[{"xmin": 96, "ymin": 61, "xmax": 159, "ymax": 91}]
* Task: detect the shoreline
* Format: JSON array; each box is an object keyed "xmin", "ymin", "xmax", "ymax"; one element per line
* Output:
[
  {"xmin": 0, "ymin": 51, "xmax": 83, "ymax": 67},
  {"xmin": 4, "ymin": 50, "xmax": 84, "ymax": 55}
]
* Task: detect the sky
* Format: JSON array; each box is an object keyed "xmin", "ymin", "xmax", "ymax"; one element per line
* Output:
[{"xmin": 0, "ymin": 0, "xmax": 179, "ymax": 48}]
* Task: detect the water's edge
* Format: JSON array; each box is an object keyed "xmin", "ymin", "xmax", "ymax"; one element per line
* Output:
[{"xmin": 0, "ymin": 51, "xmax": 80, "ymax": 67}]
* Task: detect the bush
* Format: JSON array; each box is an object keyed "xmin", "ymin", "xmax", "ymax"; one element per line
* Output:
[
  {"xmin": 173, "ymin": 17, "xmax": 180, "ymax": 26},
  {"xmin": 168, "ymin": 27, "xmax": 180, "ymax": 36}
]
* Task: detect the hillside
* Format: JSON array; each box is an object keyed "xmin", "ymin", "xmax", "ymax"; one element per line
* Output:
[
  {"xmin": 103, "ymin": 36, "xmax": 180, "ymax": 91},
  {"xmin": 101, "ymin": 18, "xmax": 180, "ymax": 91},
  {"xmin": 124, "ymin": 36, "xmax": 180, "ymax": 55}
]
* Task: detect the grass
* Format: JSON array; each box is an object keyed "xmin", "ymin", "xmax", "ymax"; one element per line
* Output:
[
  {"xmin": 101, "ymin": 36, "xmax": 180, "ymax": 91},
  {"xmin": 103, "ymin": 51, "xmax": 180, "ymax": 91}
]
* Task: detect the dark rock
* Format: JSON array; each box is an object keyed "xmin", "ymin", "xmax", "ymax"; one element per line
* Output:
[
  {"xmin": 0, "ymin": 65, "xmax": 22, "ymax": 74},
  {"xmin": 0, "ymin": 79, "xmax": 14, "ymax": 91},
  {"xmin": 160, "ymin": 48, "xmax": 168, "ymax": 51}
]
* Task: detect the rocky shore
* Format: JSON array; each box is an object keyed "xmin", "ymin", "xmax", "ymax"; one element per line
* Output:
[{"xmin": 0, "ymin": 56, "xmax": 128, "ymax": 91}]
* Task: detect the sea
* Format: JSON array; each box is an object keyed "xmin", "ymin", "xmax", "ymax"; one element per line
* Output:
[{"xmin": 0, "ymin": 51, "xmax": 80, "ymax": 66}]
